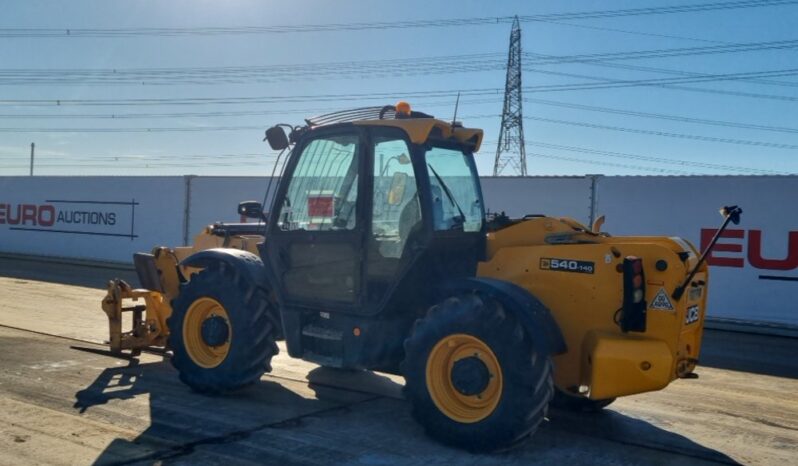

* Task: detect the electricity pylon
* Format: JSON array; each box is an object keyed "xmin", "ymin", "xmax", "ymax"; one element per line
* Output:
[{"xmin": 493, "ymin": 16, "xmax": 527, "ymax": 176}]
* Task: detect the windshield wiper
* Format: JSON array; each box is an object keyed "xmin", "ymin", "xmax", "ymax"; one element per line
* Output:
[{"xmin": 427, "ymin": 164, "xmax": 466, "ymax": 228}]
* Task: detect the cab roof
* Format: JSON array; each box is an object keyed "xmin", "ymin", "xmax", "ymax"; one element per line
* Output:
[{"xmin": 305, "ymin": 104, "xmax": 484, "ymax": 152}]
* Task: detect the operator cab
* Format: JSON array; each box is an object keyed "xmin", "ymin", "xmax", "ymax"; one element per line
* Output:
[{"xmin": 261, "ymin": 103, "xmax": 486, "ymax": 369}]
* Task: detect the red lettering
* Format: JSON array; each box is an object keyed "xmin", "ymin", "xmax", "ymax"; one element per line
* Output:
[
  {"xmin": 0, "ymin": 204, "xmax": 57, "ymax": 227},
  {"xmin": 748, "ymin": 229, "xmax": 798, "ymax": 271},
  {"xmin": 701, "ymin": 228, "xmax": 744, "ymax": 268},
  {"xmin": 6, "ymin": 204, "xmax": 20, "ymax": 225},
  {"xmin": 38, "ymin": 205, "xmax": 55, "ymax": 227},
  {"xmin": 21, "ymin": 204, "xmax": 37, "ymax": 225}
]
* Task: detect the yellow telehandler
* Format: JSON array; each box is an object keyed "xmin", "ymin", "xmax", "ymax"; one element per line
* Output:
[{"xmin": 102, "ymin": 102, "xmax": 741, "ymax": 451}]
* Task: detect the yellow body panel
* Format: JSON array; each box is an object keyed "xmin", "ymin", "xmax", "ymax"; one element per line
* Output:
[{"xmin": 478, "ymin": 217, "xmax": 708, "ymax": 400}]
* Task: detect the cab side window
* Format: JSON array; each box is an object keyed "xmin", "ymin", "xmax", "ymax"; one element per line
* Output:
[{"xmin": 371, "ymin": 137, "xmax": 419, "ymax": 259}]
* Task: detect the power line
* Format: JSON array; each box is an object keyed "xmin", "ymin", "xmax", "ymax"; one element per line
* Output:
[
  {"xmin": 528, "ymin": 152, "xmax": 693, "ymax": 175},
  {"xmin": 523, "ymin": 97, "xmax": 798, "ymax": 134},
  {"xmin": 524, "ymin": 51, "xmax": 798, "ymax": 89},
  {"xmin": 526, "ymin": 141, "xmax": 783, "ymax": 174},
  {"xmin": 0, "ymin": 125, "xmax": 264, "ymax": 133},
  {"xmin": 3, "ymin": 63, "xmax": 797, "ymax": 110},
  {"xmin": 0, "ymin": 98, "xmax": 504, "ymax": 120},
  {"xmin": 2, "ymin": 1, "xmax": 794, "ymax": 38},
  {"xmin": 524, "ymin": 116, "xmax": 798, "ymax": 150},
  {"xmin": 521, "ymin": 68, "xmax": 798, "ymax": 92},
  {"xmin": 0, "ymin": 93, "xmax": 793, "ymax": 141},
  {"xmin": 2, "ymin": 39, "xmax": 796, "ymax": 86},
  {"xmin": 0, "ymin": 53, "xmax": 506, "ymax": 86},
  {"xmin": 521, "ymin": 67, "xmax": 798, "ymax": 101},
  {"xmin": 522, "ymin": 39, "xmax": 798, "ymax": 65},
  {"xmin": 0, "ymin": 111, "xmax": 499, "ymax": 133},
  {"xmin": 0, "ymin": 89, "xmax": 503, "ymax": 107},
  {"xmin": 0, "ymin": 153, "xmax": 277, "ymax": 162}
]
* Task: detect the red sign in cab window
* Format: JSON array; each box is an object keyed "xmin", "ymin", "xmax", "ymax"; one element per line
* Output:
[{"xmin": 308, "ymin": 195, "xmax": 334, "ymax": 217}]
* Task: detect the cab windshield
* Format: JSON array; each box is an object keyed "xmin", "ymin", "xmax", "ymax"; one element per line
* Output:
[{"xmin": 424, "ymin": 145, "xmax": 484, "ymax": 232}]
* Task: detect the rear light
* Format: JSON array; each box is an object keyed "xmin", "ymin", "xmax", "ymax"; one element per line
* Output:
[{"xmin": 621, "ymin": 256, "xmax": 647, "ymax": 332}]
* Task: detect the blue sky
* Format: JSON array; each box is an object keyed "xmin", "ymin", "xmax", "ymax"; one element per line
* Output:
[{"xmin": 0, "ymin": 0, "xmax": 796, "ymax": 177}]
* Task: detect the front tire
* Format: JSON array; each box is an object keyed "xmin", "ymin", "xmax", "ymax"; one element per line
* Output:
[
  {"xmin": 402, "ymin": 294, "xmax": 553, "ymax": 452},
  {"xmin": 167, "ymin": 262, "xmax": 279, "ymax": 393}
]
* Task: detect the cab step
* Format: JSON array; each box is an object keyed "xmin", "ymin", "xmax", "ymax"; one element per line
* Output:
[{"xmin": 301, "ymin": 324, "xmax": 344, "ymax": 367}]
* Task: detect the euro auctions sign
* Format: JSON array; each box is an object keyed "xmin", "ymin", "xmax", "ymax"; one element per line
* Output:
[
  {"xmin": 0, "ymin": 176, "xmax": 185, "ymax": 263},
  {"xmin": 0, "ymin": 200, "xmax": 136, "ymax": 238}
]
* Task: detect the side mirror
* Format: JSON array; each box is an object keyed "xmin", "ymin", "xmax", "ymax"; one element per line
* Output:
[
  {"xmin": 238, "ymin": 201, "xmax": 266, "ymax": 221},
  {"xmin": 264, "ymin": 126, "xmax": 289, "ymax": 151},
  {"xmin": 387, "ymin": 172, "xmax": 408, "ymax": 206}
]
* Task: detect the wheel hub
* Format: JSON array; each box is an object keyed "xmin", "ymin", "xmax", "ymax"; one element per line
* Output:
[
  {"xmin": 425, "ymin": 333, "xmax": 503, "ymax": 423},
  {"xmin": 200, "ymin": 314, "xmax": 230, "ymax": 347},
  {"xmin": 451, "ymin": 356, "xmax": 491, "ymax": 396}
]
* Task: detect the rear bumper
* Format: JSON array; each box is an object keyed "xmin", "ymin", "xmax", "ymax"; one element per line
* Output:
[{"xmin": 580, "ymin": 331, "xmax": 673, "ymax": 400}]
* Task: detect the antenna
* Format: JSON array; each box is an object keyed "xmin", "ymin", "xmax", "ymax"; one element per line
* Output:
[
  {"xmin": 451, "ymin": 91, "xmax": 461, "ymax": 125},
  {"xmin": 493, "ymin": 16, "xmax": 527, "ymax": 176}
]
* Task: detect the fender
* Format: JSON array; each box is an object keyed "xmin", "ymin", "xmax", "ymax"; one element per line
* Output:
[
  {"xmin": 181, "ymin": 248, "xmax": 269, "ymax": 289},
  {"xmin": 441, "ymin": 277, "xmax": 567, "ymax": 355}
]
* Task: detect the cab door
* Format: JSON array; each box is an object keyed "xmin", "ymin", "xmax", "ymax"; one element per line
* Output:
[
  {"xmin": 265, "ymin": 127, "xmax": 366, "ymax": 311},
  {"xmin": 364, "ymin": 128, "xmax": 424, "ymax": 312}
]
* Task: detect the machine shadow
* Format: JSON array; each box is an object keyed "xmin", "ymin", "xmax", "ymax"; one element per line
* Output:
[
  {"xmin": 281, "ymin": 367, "xmax": 740, "ymax": 464},
  {"xmin": 73, "ymin": 357, "xmax": 336, "ymax": 466},
  {"xmin": 305, "ymin": 366, "xmax": 404, "ymax": 399},
  {"xmin": 73, "ymin": 358, "xmax": 738, "ymax": 465},
  {"xmin": 543, "ymin": 407, "xmax": 740, "ymax": 464}
]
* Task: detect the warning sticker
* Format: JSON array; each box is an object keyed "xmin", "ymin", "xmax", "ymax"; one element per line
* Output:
[{"xmin": 650, "ymin": 288, "xmax": 674, "ymax": 311}]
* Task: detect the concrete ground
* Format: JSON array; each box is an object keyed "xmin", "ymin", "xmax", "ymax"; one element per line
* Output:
[{"xmin": 0, "ymin": 257, "xmax": 796, "ymax": 465}]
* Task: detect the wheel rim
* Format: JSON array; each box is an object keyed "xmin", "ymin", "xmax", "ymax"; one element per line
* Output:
[
  {"xmin": 426, "ymin": 333, "xmax": 503, "ymax": 423},
  {"xmin": 183, "ymin": 297, "xmax": 232, "ymax": 368}
]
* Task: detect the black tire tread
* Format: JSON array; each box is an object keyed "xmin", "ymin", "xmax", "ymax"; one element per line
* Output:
[
  {"xmin": 401, "ymin": 293, "xmax": 554, "ymax": 452},
  {"xmin": 167, "ymin": 262, "xmax": 279, "ymax": 394}
]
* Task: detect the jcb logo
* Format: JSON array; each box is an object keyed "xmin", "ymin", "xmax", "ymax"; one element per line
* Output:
[{"xmin": 701, "ymin": 228, "xmax": 798, "ymax": 270}]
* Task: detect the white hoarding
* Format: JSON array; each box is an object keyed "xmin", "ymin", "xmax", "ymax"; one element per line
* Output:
[
  {"xmin": 596, "ymin": 176, "xmax": 797, "ymax": 327},
  {"xmin": 480, "ymin": 176, "xmax": 594, "ymax": 225},
  {"xmin": 1, "ymin": 174, "xmax": 795, "ymax": 329},
  {"xmin": 186, "ymin": 176, "xmax": 595, "ymax": 236},
  {"xmin": 186, "ymin": 176, "xmax": 274, "ymax": 239},
  {"xmin": 0, "ymin": 176, "xmax": 185, "ymax": 263}
]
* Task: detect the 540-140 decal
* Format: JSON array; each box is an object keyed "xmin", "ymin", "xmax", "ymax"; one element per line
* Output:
[{"xmin": 540, "ymin": 257, "xmax": 595, "ymax": 274}]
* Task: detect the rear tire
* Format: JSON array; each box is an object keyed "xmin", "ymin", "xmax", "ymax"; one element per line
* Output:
[
  {"xmin": 551, "ymin": 389, "xmax": 615, "ymax": 412},
  {"xmin": 402, "ymin": 294, "xmax": 553, "ymax": 452},
  {"xmin": 167, "ymin": 262, "xmax": 279, "ymax": 393}
]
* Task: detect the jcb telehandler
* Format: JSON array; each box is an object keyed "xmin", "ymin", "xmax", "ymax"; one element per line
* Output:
[{"xmin": 102, "ymin": 103, "xmax": 741, "ymax": 451}]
